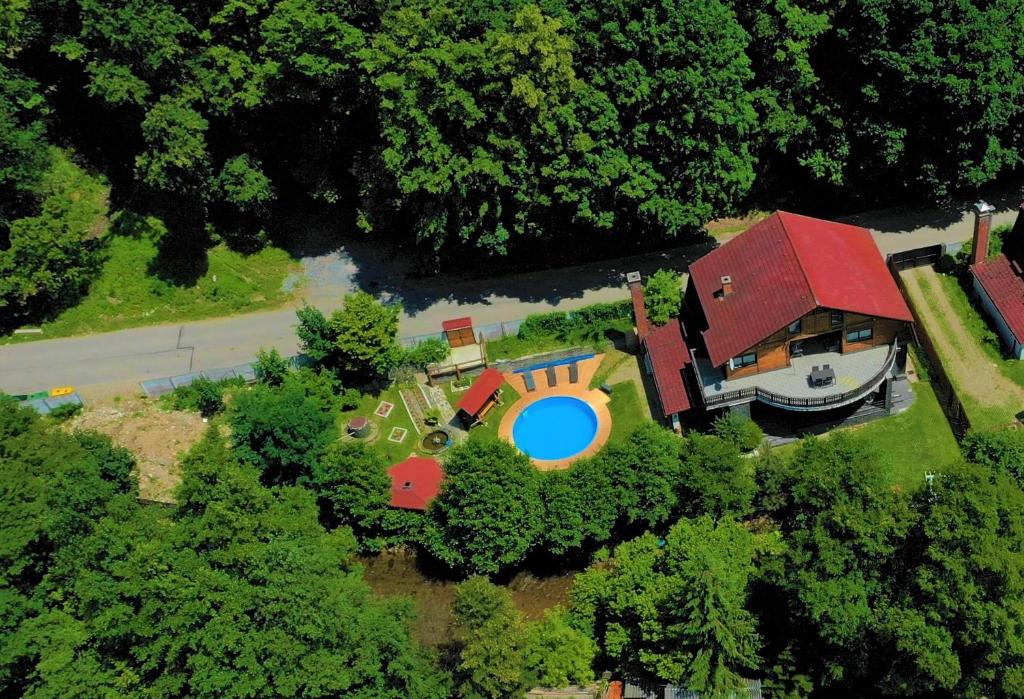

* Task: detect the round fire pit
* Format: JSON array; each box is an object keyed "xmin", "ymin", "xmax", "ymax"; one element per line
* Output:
[
  {"xmin": 347, "ymin": 416, "xmax": 370, "ymax": 438},
  {"xmin": 420, "ymin": 429, "xmax": 451, "ymax": 454}
]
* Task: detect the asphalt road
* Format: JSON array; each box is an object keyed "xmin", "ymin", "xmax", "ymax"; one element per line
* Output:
[{"xmin": 1, "ymin": 201, "xmax": 1018, "ymax": 398}]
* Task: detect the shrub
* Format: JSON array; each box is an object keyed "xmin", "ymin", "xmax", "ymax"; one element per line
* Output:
[
  {"xmin": 713, "ymin": 412, "xmax": 765, "ymax": 453},
  {"xmin": 518, "ymin": 311, "xmax": 574, "ymax": 340},
  {"xmin": 163, "ymin": 376, "xmax": 242, "ymax": 417},
  {"xmin": 643, "ymin": 269, "xmax": 682, "ymax": 325},
  {"xmin": 403, "ymin": 338, "xmax": 450, "ymax": 368},
  {"xmin": 340, "ymin": 387, "xmax": 362, "ymax": 410},
  {"xmin": 47, "ymin": 402, "xmax": 82, "ymax": 421},
  {"xmin": 253, "ymin": 347, "xmax": 290, "ymax": 386}
]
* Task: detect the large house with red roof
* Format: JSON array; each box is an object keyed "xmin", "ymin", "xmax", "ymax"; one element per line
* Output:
[{"xmin": 631, "ymin": 211, "xmax": 913, "ymax": 432}]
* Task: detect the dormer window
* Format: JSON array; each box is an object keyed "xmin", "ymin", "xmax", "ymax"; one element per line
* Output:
[{"xmin": 402, "ymin": 481, "xmax": 413, "ymax": 490}]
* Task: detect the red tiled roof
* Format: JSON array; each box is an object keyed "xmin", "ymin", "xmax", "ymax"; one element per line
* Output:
[
  {"xmin": 388, "ymin": 456, "xmax": 444, "ymax": 510},
  {"xmin": 455, "ymin": 367, "xmax": 504, "ymax": 416},
  {"xmin": 441, "ymin": 316, "xmax": 473, "ymax": 332},
  {"xmin": 972, "ymin": 254, "xmax": 1024, "ymax": 343},
  {"xmin": 690, "ymin": 211, "xmax": 912, "ymax": 367},
  {"xmin": 629, "ymin": 280, "xmax": 651, "ymax": 339},
  {"xmin": 644, "ymin": 320, "xmax": 691, "ymax": 416}
]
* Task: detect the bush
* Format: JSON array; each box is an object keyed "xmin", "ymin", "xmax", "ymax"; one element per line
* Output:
[
  {"xmin": 253, "ymin": 347, "xmax": 290, "ymax": 386},
  {"xmin": 517, "ymin": 301, "xmax": 632, "ymax": 342},
  {"xmin": 47, "ymin": 402, "xmax": 82, "ymax": 421},
  {"xmin": 643, "ymin": 269, "xmax": 682, "ymax": 325},
  {"xmin": 163, "ymin": 376, "xmax": 242, "ymax": 417},
  {"xmin": 403, "ymin": 338, "xmax": 450, "ymax": 368},
  {"xmin": 713, "ymin": 412, "xmax": 765, "ymax": 452},
  {"xmin": 340, "ymin": 387, "xmax": 362, "ymax": 410}
]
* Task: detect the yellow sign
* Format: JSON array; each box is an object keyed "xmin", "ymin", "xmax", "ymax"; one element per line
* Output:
[{"xmin": 49, "ymin": 386, "xmax": 75, "ymax": 397}]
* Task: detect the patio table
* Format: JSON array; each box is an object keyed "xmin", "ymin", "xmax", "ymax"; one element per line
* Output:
[{"xmin": 810, "ymin": 366, "xmax": 836, "ymax": 387}]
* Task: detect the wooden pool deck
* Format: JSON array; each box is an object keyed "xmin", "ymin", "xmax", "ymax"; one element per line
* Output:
[{"xmin": 498, "ymin": 355, "xmax": 611, "ymax": 470}]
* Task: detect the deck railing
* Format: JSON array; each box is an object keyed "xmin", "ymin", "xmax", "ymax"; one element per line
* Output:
[{"xmin": 696, "ymin": 341, "xmax": 899, "ymax": 410}]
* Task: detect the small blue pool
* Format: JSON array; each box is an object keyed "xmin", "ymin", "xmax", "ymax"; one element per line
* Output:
[{"xmin": 512, "ymin": 396, "xmax": 599, "ymax": 461}]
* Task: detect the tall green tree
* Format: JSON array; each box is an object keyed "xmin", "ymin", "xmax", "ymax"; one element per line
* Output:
[
  {"xmin": 312, "ymin": 441, "xmax": 393, "ymax": 550},
  {"xmin": 643, "ymin": 269, "xmax": 682, "ymax": 326},
  {"xmin": 4, "ymin": 432, "xmax": 449, "ymax": 698},
  {"xmin": 573, "ymin": 517, "xmax": 762, "ymax": 694},
  {"xmin": 567, "ymin": 0, "xmax": 758, "ymax": 233},
  {"xmin": 229, "ymin": 382, "xmax": 335, "ymax": 485},
  {"xmin": 423, "ymin": 437, "xmax": 542, "ymax": 575},
  {"xmin": 329, "ymin": 292, "xmax": 402, "ymax": 382}
]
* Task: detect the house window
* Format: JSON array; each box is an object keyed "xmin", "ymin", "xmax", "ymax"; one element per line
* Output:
[
  {"xmin": 731, "ymin": 352, "xmax": 757, "ymax": 369},
  {"xmin": 830, "ymin": 311, "xmax": 843, "ymax": 327},
  {"xmin": 788, "ymin": 319, "xmax": 801, "ymax": 334},
  {"xmin": 846, "ymin": 328, "xmax": 873, "ymax": 343}
]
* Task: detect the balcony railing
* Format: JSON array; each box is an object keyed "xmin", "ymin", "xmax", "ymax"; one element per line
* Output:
[{"xmin": 697, "ymin": 341, "xmax": 899, "ymax": 410}]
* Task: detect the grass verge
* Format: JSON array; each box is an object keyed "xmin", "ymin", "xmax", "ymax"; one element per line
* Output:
[
  {"xmin": 4, "ymin": 212, "xmax": 300, "ymax": 342},
  {"xmin": 607, "ymin": 379, "xmax": 645, "ymax": 443}
]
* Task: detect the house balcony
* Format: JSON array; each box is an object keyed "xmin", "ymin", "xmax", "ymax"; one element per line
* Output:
[{"xmin": 691, "ymin": 341, "xmax": 899, "ymax": 412}]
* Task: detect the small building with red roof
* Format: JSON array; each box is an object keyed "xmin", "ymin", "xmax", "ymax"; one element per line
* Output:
[
  {"xmin": 455, "ymin": 367, "xmax": 505, "ymax": 427},
  {"xmin": 388, "ymin": 456, "xmax": 444, "ymax": 511},
  {"xmin": 969, "ymin": 200, "xmax": 1024, "ymax": 360}
]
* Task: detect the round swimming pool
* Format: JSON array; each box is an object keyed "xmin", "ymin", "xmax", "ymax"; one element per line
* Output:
[{"xmin": 512, "ymin": 396, "xmax": 599, "ymax": 461}]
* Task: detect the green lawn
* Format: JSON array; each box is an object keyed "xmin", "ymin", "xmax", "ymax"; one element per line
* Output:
[
  {"xmin": 337, "ymin": 386, "xmax": 422, "ymax": 464},
  {"xmin": 4, "ymin": 211, "xmax": 300, "ymax": 342},
  {"xmin": 773, "ymin": 380, "xmax": 961, "ymax": 490},
  {"xmin": 607, "ymin": 379, "xmax": 645, "ymax": 443}
]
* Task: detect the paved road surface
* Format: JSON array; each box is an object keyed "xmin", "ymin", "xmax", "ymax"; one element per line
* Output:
[{"xmin": 1, "ymin": 201, "xmax": 1018, "ymax": 398}]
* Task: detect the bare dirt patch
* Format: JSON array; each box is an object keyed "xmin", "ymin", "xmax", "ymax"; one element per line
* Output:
[
  {"xmin": 66, "ymin": 395, "xmax": 206, "ymax": 503},
  {"xmin": 360, "ymin": 550, "xmax": 576, "ymax": 646},
  {"xmin": 901, "ymin": 266, "xmax": 1024, "ymax": 416}
]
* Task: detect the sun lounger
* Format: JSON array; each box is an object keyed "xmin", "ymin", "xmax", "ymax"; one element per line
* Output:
[
  {"xmin": 523, "ymin": 371, "xmax": 536, "ymax": 392},
  {"xmin": 546, "ymin": 366, "xmax": 557, "ymax": 387},
  {"xmin": 568, "ymin": 362, "xmax": 579, "ymax": 384}
]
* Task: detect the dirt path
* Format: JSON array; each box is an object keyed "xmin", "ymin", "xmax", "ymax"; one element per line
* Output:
[{"xmin": 901, "ymin": 266, "xmax": 1024, "ymax": 414}]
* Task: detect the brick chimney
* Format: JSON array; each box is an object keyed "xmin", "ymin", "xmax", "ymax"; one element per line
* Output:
[
  {"xmin": 626, "ymin": 271, "xmax": 651, "ymax": 339},
  {"xmin": 971, "ymin": 201, "xmax": 996, "ymax": 266},
  {"xmin": 720, "ymin": 275, "xmax": 733, "ymax": 297}
]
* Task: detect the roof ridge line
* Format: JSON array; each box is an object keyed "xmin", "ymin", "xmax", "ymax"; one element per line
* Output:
[{"xmin": 777, "ymin": 211, "xmax": 820, "ymax": 308}]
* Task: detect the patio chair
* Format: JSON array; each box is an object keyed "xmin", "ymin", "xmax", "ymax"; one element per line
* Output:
[
  {"xmin": 523, "ymin": 371, "xmax": 537, "ymax": 392},
  {"xmin": 546, "ymin": 365, "xmax": 558, "ymax": 387},
  {"xmin": 568, "ymin": 362, "xmax": 579, "ymax": 384}
]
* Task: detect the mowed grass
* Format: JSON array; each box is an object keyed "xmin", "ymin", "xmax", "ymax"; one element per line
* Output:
[
  {"xmin": 336, "ymin": 386, "xmax": 421, "ymax": 464},
  {"xmin": 773, "ymin": 380, "xmax": 961, "ymax": 490},
  {"xmin": 607, "ymin": 379, "xmax": 645, "ymax": 443},
  {"xmin": 4, "ymin": 212, "xmax": 300, "ymax": 342}
]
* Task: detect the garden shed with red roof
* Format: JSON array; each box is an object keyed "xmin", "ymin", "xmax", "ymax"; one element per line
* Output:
[
  {"xmin": 388, "ymin": 456, "xmax": 444, "ymax": 511},
  {"xmin": 455, "ymin": 367, "xmax": 505, "ymax": 427}
]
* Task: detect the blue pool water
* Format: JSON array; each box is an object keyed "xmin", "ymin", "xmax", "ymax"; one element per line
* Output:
[{"xmin": 512, "ymin": 396, "xmax": 599, "ymax": 461}]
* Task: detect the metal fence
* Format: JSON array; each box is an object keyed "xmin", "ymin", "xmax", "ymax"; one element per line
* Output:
[
  {"xmin": 139, "ymin": 355, "xmax": 313, "ymax": 398},
  {"xmin": 20, "ymin": 392, "xmax": 84, "ymax": 415},
  {"xmin": 399, "ymin": 318, "xmax": 525, "ymax": 348}
]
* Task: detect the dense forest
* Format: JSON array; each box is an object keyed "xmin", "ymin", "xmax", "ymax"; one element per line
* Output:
[
  {"xmin": 6, "ymin": 373, "xmax": 1024, "ymax": 698},
  {"xmin": 2, "ymin": 0, "xmax": 1024, "ymax": 324}
]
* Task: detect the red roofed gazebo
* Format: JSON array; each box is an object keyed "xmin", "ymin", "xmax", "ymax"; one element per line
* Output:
[
  {"xmin": 455, "ymin": 367, "xmax": 505, "ymax": 427},
  {"xmin": 387, "ymin": 456, "xmax": 444, "ymax": 511}
]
